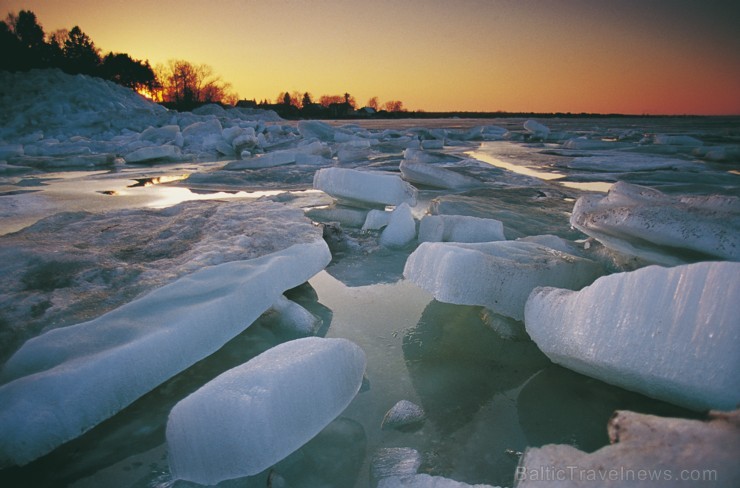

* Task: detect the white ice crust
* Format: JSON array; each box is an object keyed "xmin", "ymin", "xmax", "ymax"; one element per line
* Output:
[
  {"xmin": 524, "ymin": 261, "xmax": 740, "ymax": 410},
  {"xmin": 404, "ymin": 241, "xmax": 603, "ymax": 321},
  {"xmin": 166, "ymin": 337, "xmax": 366, "ymax": 485},
  {"xmin": 0, "ymin": 240, "xmax": 331, "ymax": 467}
]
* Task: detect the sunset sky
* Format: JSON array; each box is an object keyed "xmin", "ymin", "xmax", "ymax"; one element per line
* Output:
[{"xmin": 4, "ymin": 0, "xmax": 740, "ymax": 114}]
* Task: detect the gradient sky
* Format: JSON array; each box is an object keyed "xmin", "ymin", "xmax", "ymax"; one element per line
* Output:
[{"xmin": 4, "ymin": 0, "xmax": 740, "ymax": 114}]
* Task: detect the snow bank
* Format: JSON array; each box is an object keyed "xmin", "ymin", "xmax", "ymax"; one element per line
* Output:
[
  {"xmin": 404, "ymin": 241, "xmax": 603, "ymax": 321},
  {"xmin": 166, "ymin": 337, "xmax": 366, "ymax": 485},
  {"xmin": 418, "ymin": 214, "xmax": 505, "ymax": 243},
  {"xmin": 0, "ymin": 69, "xmax": 282, "ymax": 169},
  {"xmin": 0, "ymin": 239, "xmax": 331, "ymax": 467},
  {"xmin": 517, "ymin": 410, "xmax": 740, "ymax": 488},
  {"xmin": 314, "ymin": 167, "xmax": 418, "ymax": 207},
  {"xmin": 524, "ymin": 261, "xmax": 740, "ymax": 410},
  {"xmin": 571, "ymin": 181, "xmax": 740, "ymax": 264}
]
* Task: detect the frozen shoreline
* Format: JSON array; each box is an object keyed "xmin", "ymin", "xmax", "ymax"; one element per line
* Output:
[{"xmin": 1, "ymin": 70, "xmax": 738, "ymax": 487}]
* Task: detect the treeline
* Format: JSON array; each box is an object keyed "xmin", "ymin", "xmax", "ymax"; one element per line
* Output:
[
  {"xmin": 0, "ymin": 10, "xmax": 235, "ymax": 108},
  {"xmin": 1, "ymin": 9, "xmax": 407, "ymax": 115}
]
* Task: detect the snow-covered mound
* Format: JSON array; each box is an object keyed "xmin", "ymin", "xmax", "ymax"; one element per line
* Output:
[
  {"xmin": 570, "ymin": 181, "xmax": 740, "ymax": 264},
  {"xmin": 404, "ymin": 241, "xmax": 603, "ymax": 321},
  {"xmin": 0, "ymin": 239, "xmax": 331, "ymax": 467},
  {"xmin": 314, "ymin": 167, "xmax": 418, "ymax": 207},
  {"xmin": 166, "ymin": 337, "xmax": 366, "ymax": 485},
  {"xmin": 0, "ymin": 69, "xmax": 282, "ymax": 169},
  {"xmin": 524, "ymin": 261, "xmax": 740, "ymax": 410},
  {"xmin": 517, "ymin": 410, "xmax": 740, "ymax": 488},
  {"xmin": 0, "ymin": 200, "xmax": 322, "ymax": 361}
]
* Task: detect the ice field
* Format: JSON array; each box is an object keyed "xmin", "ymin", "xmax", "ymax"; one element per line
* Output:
[{"xmin": 0, "ymin": 70, "xmax": 739, "ymax": 487}]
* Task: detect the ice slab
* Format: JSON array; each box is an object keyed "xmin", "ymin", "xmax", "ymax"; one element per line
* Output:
[
  {"xmin": 379, "ymin": 474, "xmax": 500, "ymax": 488},
  {"xmin": 314, "ymin": 167, "xmax": 418, "ymax": 207},
  {"xmin": 166, "ymin": 337, "xmax": 366, "ymax": 485},
  {"xmin": 363, "ymin": 209, "xmax": 392, "ymax": 231},
  {"xmin": 371, "ymin": 448, "xmax": 422, "ymax": 484},
  {"xmin": 380, "ymin": 203, "xmax": 417, "ymax": 247},
  {"xmin": 124, "ymin": 144, "xmax": 181, "ymax": 163},
  {"xmin": 523, "ymin": 120, "xmax": 550, "ymax": 140},
  {"xmin": 559, "ymin": 153, "xmax": 704, "ymax": 172},
  {"xmin": 429, "ymin": 187, "xmax": 584, "ymax": 240},
  {"xmin": 0, "ymin": 237, "xmax": 330, "ymax": 467},
  {"xmin": 570, "ymin": 181, "xmax": 740, "ymax": 264},
  {"xmin": 418, "ymin": 214, "xmax": 505, "ymax": 243},
  {"xmin": 517, "ymin": 410, "xmax": 740, "ymax": 488},
  {"xmin": 524, "ymin": 261, "xmax": 740, "ymax": 411},
  {"xmin": 0, "ymin": 200, "xmax": 322, "ymax": 360},
  {"xmin": 399, "ymin": 159, "xmax": 481, "ymax": 189},
  {"xmin": 267, "ymin": 294, "xmax": 320, "ymax": 335},
  {"xmin": 404, "ymin": 241, "xmax": 603, "ymax": 320}
]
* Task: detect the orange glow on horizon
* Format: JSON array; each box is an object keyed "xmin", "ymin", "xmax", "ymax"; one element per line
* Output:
[{"xmin": 5, "ymin": 0, "xmax": 740, "ymax": 115}]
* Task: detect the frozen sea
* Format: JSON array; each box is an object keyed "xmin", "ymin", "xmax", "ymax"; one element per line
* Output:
[{"xmin": 1, "ymin": 71, "xmax": 739, "ymax": 488}]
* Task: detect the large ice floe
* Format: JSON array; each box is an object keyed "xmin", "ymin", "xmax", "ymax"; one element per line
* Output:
[
  {"xmin": 570, "ymin": 181, "xmax": 740, "ymax": 265},
  {"xmin": 525, "ymin": 261, "xmax": 740, "ymax": 411},
  {"xmin": 405, "ymin": 241, "xmax": 603, "ymax": 321},
  {"xmin": 0, "ymin": 202, "xmax": 331, "ymax": 467},
  {"xmin": 166, "ymin": 336, "xmax": 366, "ymax": 485}
]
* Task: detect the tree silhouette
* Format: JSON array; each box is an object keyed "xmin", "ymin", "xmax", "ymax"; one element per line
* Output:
[
  {"xmin": 100, "ymin": 53, "xmax": 156, "ymax": 94},
  {"xmin": 63, "ymin": 26, "xmax": 100, "ymax": 75},
  {"xmin": 158, "ymin": 59, "xmax": 235, "ymax": 107},
  {"xmin": 367, "ymin": 97, "xmax": 379, "ymax": 111}
]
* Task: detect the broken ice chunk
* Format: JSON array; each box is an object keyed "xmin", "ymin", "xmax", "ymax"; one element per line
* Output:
[
  {"xmin": 314, "ymin": 167, "xmax": 418, "ymax": 207},
  {"xmin": 166, "ymin": 337, "xmax": 366, "ymax": 485},
  {"xmin": 399, "ymin": 159, "xmax": 481, "ymax": 190},
  {"xmin": 570, "ymin": 181, "xmax": 740, "ymax": 264},
  {"xmin": 124, "ymin": 144, "xmax": 180, "ymax": 163},
  {"xmin": 380, "ymin": 203, "xmax": 417, "ymax": 248},
  {"xmin": 381, "ymin": 400, "xmax": 426, "ymax": 431},
  {"xmin": 267, "ymin": 295, "xmax": 320, "ymax": 335},
  {"xmin": 418, "ymin": 214, "xmax": 505, "ymax": 243},
  {"xmin": 524, "ymin": 261, "xmax": 740, "ymax": 411},
  {"xmin": 523, "ymin": 120, "xmax": 550, "ymax": 140},
  {"xmin": 371, "ymin": 448, "xmax": 422, "ymax": 484},
  {"xmin": 0, "ymin": 240, "xmax": 331, "ymax": 468},
  {"xmin": 379, "ymin": 474, "xmax": 500, "ymax": 487},
  {"xmin": 404, "ymin": 241, "xmax": 603, "ymax": 321}
]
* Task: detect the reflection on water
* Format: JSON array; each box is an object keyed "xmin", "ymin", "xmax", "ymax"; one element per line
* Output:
[{"xmin": 468, "ymin": 142, "xmax": 612, "ymax": 192}]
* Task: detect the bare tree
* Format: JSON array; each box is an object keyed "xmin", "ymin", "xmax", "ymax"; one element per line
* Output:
[
  {"xmin": 383, "ymin": 100, "xmax": 405, "ymax": 112},
  {"xmin": 367, "ymin": 96, "xmax": 379, "ymax": 111},
  {"xmin": 158, "ymin": 60, "xmax": 235, "ymax": 106}
]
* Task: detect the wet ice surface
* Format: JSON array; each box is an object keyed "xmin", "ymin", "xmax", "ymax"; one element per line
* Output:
[{"xmin": 2, "ymin": 82, "xmax": 740, "ymax": 488}]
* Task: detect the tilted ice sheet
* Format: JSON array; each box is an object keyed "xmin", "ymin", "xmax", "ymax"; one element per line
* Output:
[
  {"xmin": 570, "ymin": 181, "xmax": 740, "ymax": 264},
  {"xmin": 0, "ymin": 200, "xmax": 323, "ymax": 362},
  {"xmin": 418, "ymin": 214, "xmax": 505, "ymax": 243},
  {"xmin": 524, "ymin": 261, "xmax": 740, "ymax": 410},
  {"xmin": 313, "ymin": 167, "xmax": 418, "ymax": 207},
  {"xmin": 404, "ymin": 241, "xmax": 603, "ymax": 321},
  {"xmin": 166, "ymin": 337, "xmax": 366, "ymax": 485},
  {"xmin": 0, "ymin": 239, "xmax": 331, "ymax": 467}
]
